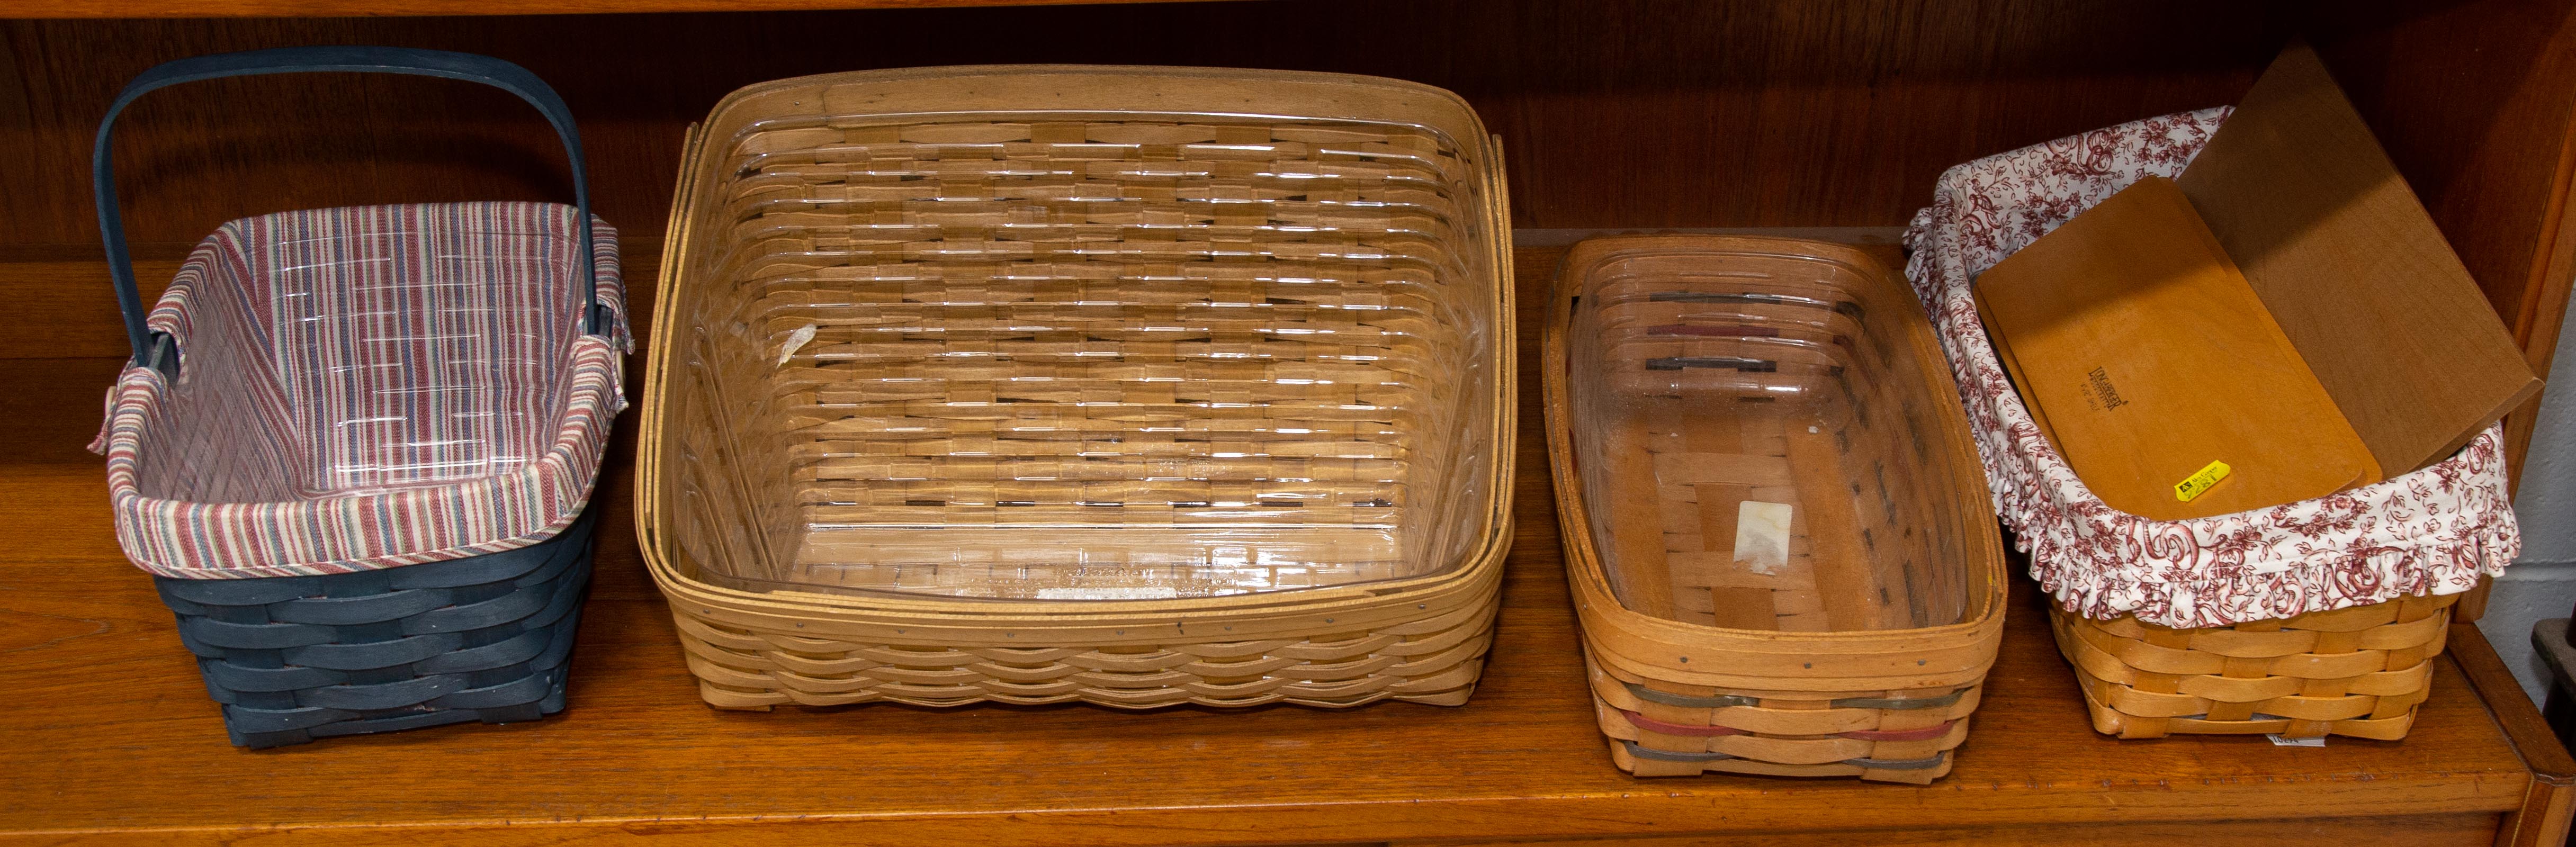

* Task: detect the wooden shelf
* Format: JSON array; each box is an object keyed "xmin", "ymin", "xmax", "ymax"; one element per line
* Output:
[
  {"xmin": 0, "ymin": 242, "xmax": 2567, "ymax": 846},
  {"xmin": 7, "ymin": 0, "xmax": 1220, "ymax": 19}
]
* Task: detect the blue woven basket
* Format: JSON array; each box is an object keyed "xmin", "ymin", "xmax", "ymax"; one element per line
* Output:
[{"xmin": 92, "ymin": 47, "xmax": 620, "ymax": 747}]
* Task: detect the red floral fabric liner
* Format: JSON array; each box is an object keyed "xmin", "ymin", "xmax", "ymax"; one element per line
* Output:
[{"xmin": 1901, "ymin": 107, "xmax": 2521, "ymax": 628}]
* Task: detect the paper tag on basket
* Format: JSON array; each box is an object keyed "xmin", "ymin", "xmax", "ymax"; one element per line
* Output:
[
  {"xmin": 2174, "ymin": 459, "xmax": 2233, "ymax": 503},
  {"xmin": 2265, "ymin": 734, "xmax": 2326, "ymax": 747},
  {"xmin": 1734, "ymin": 501, "xmax": 1793, "ymax": 575},
  {"xmin": 777, "ymin": 323, "xmax": 818, "ymax": 366},
  {"xmin": 1035, "ymin": 587, "xmax": 1182, "ymax": 600}
]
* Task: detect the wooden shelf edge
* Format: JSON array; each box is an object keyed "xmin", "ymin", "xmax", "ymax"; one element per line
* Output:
[
  {"xmin": 5, "ymin": 0, "xmax": 1226, "ymax": 18},
  {"xmin": 2447, "ymin": 622, "xmax": 2576, "ymax": 846},
  {"xmin": 2452, "ymin": 623, "xmax": 2576, "ymax": 782},
  {"xmin": 0, "ymin": 781, "xmax": 2536, "ymax": 847}
]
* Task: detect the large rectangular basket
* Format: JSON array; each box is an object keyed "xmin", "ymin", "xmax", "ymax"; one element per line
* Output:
[
  {"xmin": 637, "ymin": 66, "xmax": 1513, "ymax": 710},
  {"xmin": 1542, "ymin": 236, "xmax": 2007, "ymax": 783}
]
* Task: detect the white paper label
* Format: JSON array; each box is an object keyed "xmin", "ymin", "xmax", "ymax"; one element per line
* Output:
[
  {"xmin": 1034, "ymin": 587, "xmax": 1181, "ymax": 600},
  {"xmin": 1734, "ymin": 500, "xmax": 1794, "ymax": 574},
  {"xmin": 2264, "ymin": 734, "xmax": 2326, "ymax": 747},
  {"xmin": 777, "ymin": 323, "xmax": 818, "ymax": 366}
]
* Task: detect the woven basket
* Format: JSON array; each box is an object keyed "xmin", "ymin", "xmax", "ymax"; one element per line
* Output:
[
  {"xmin": 1543, "ymin": 236, "xmax": 2006, "ymax": 783},
  {"xmin": 1900, "ymin": 110, "xmax": 2508, "ymax": 743},
  {"xmin": 637, "ymin": 65, "xmax": 1513, "ymax": 709},
  {"xmin": 91, "ymin": 47, "xmax": 624, "ymax": 746},
  {"xmin": 2051, "ymin": 591, "xmax": 2456, "ymax": 740}
]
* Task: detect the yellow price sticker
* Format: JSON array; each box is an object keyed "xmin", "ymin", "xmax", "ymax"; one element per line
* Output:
[{"xmin": 2174, "ymin": 459, "xmax": 2232, "ymax": 503}]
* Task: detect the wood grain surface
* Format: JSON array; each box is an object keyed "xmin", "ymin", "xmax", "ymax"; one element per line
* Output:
[
  {"xmin": 0, "ymin": 1, "xmax": 2303, "ymax": 245},
  {"xmin": 2306, "ymin": 0, "xmax": 2576, "ymax": 491},
  {"xmin": 8, "ymin": 1, "xmax": 2570, "ymax": 488},
  {"xmin": 0, "ymin": 246, "xmax": 2561, "ymax": 846},
  {"xmin": 1433, "ymin": 815, "xmax": 2505, "ymax": 847},
  {"xmin": 9, "ymin": 0, "xmax": 1223, "ymax": 17}
]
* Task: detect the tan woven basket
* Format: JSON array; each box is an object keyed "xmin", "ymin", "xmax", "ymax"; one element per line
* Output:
[
  {"xmin": 2050, "ymin": 591, "xmax": 2456, "ymax": 740},
  {"xmin": 1543, "ymin": 236, "xmax": 2007, "ymax": 783},
  {"xmin": 636, "ymin": 66, "xmax": 1513, "ymax": 709}
]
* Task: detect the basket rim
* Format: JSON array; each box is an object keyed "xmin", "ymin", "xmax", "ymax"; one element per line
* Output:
[
  {"xmin": 698, "ymin": 63, "xmax": 1487, "ymax": 138},
  {"xmin": 104, "ymin": 207, "xmax": 625, "ymax": 579},
  {"xmin": 1541, "ymin": 234, "xmax": 2010, "ymax": 684},
  {"xmin": 633, "ymin": 67, "xmax": 1519, "ymax": 623},
  {"xmin": 656, "ymin": 563, "xmax": 1509, "ymax": 651}
]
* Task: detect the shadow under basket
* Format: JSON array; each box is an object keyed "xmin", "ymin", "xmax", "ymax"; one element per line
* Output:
[
  {"xmin": 156, "ymin": 507, "xmax": 598, "ymax": 749},
  {"xmin": 1543, "ymin": 235, "xmax": 2008, "ymax": 784},
  {"xmin": 2049, "ymin": 591, "xmax": 2456, "ymax": 740}
]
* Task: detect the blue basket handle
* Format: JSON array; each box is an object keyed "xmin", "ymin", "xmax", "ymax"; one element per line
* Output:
[{"xmin": 92, "ymin": 46, "xmax": 604, "ymax": 373}]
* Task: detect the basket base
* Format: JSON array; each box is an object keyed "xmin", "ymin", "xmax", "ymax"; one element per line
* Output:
[
  {"xmin": 223, "ymin": 655, "xmax": 575, "ymax": 748},
  {"xmin": 662, "ymin": 580, "xmax": 1501, "ymax": 711},
  {"xmin": 1591, "ymin": 692, "xmax": 1969, "ymax": 785},
  {"xmin": 1604, "ymin": 737, "xmax": 1956, "ymax": 784},
  {"xmin": 687, "ymin": 653, "xmax": 1487, "ymax": 711},
  {"xmin": 1575, "ymin": 651, "xmax": 1983, "ymax": 784},
  {"xmin": 160, "ymin": 506, "xmax": 599, "ymax": 748},
  {"xmin": 2045, "ymin": 594, "xmax": 2449, "ymax": 741},
  {"xmin": 2061, "ymin": 664, "xmax": 2425, "ymax": 741}
]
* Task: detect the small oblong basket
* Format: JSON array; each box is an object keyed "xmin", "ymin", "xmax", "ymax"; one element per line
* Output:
[
  {"xmin": 1543, "ymin": 235, "xmax": 2007, "ymax": 783},
  {"xmin": 637, "ymin": 66, "xmax": 1513, "ymax": 710}
]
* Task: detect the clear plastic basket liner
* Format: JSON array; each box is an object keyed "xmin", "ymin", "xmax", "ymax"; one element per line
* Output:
[
  {"xmin": 1561, "ymin": 239, "xmax": 1984, "ymax": 632},
  {"xmin": 664, "ymin": 84, "xmax": 1505, "ymax": 601}
]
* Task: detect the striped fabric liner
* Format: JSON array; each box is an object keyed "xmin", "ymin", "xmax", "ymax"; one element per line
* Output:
[{"xmin": 93, "ymin": 202, "xmax": 626, "ymax": 579}]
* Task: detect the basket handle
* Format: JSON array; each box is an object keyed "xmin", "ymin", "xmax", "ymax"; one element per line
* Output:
[{"xmin": 92, "ymin": 46, "xmax": 604, "ymax": 373}]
